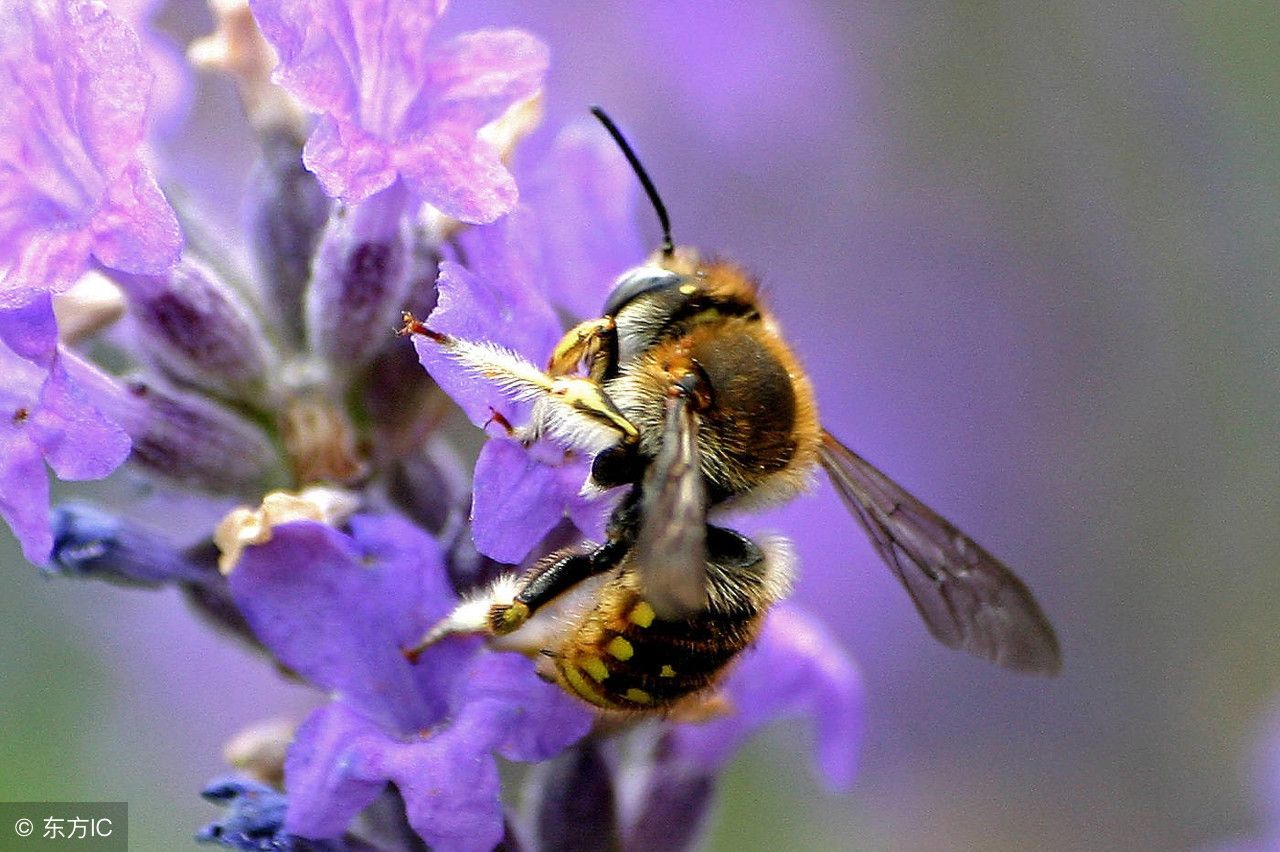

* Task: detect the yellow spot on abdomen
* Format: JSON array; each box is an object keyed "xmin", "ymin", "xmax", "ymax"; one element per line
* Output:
[
  {"xmin": 660, "ymin": 664, "xmax": 677, "ymax": 678},
  {"xmin": 629, "ymin": 601, "xmax": 656, "ymax": 628},
  {"xmin": 560, "ymin": 663, "xmax": 613, "ymax": 709},
  {"xmin": 624, "ymin": 688, "xmax": 653, "ymax": 704},
  {"xmin": 606, "ymin": 636, "xmax": 634, "ymax": 661},
  {"xmin": 582, "ymin": 656, "xmax": 609, "ymax": 682}
]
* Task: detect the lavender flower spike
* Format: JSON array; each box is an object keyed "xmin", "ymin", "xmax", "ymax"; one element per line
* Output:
[
  {"xmin": 0, "ymin": 0, "xmax": 181, "ymax": 307},
  {"xmin": 248, "ymin": 0, "xmax": 548, "ymax": 221}
]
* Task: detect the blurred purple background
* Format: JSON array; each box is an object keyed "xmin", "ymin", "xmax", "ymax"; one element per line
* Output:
[{"xmin": 3, "ymin": 1, "xmax": 1279, "ymax": 849}]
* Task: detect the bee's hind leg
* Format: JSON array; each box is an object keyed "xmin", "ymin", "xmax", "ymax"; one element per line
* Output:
[{"xmin": 402, "ymin": 537, "xmax": 630, "ymax": 662}]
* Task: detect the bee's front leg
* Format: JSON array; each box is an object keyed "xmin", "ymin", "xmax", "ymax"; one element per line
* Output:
[
  {"xmin": 399, "ymin": 311, "xmax": 638, "ymax": 453},
  {"xmin": 547, "ymin": 317, "xmax": 618, "ymax": 383}
]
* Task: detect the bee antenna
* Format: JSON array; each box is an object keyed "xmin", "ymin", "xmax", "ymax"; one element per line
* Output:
[{"xmin": 590, "ymin": 106, "xmax": 674, "ymax": 258}]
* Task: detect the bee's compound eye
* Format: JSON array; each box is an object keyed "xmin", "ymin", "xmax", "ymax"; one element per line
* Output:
[{"xmin": 603, "ymin": 266, "xmax": 684, "ymax": 316}]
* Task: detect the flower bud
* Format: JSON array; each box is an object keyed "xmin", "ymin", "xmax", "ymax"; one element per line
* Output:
[
  {"xmin": 305, "ymin": 183, "xmax": 412, "ymax": 374},
  {"xmin": 527, "ymin": 741, "xmax": 619, "ymax": 852},
  {"xmin": 244, "ymin": 127, "xmax": 332, "ymax": 347},
  {"xmin": 48, "ymin": 503, "xmax": 215, "ymax": 586},
  {"xmin": 110, "ymin": 259, "xmax": 274, "ymax": 401},
  {"xmin": 77, "ymin": 371, "xmax": 283, "ymax": 496}
]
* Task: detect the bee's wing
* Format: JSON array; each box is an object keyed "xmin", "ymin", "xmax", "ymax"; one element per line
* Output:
[
  {"xmin": 819, "ymin": 430, "xmax": 1061, "ymax": 674},
  {"xmin": 633, "ymin": 393, "xmax": 708, "ymax": 619}
]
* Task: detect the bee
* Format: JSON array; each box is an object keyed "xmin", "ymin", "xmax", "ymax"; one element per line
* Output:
[{"xmin": 403, "ymin": 108, "xmax": 1061, "ymax": 712}]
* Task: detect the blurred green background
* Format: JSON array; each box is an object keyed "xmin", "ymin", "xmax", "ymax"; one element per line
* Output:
[{"xmin": 3, "ymin": 2, "xmax": 1279, "ymax": 849}]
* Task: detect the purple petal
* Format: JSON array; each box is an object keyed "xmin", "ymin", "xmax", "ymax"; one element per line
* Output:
[
  {"xmin": 0, "ymin": 0, "xmax": 180, "ymax": 302},
  {"xmin": 302, "ymin": 116, "xmax": 396, "ymax": 203},
  {"xmin": 451, "ymin": 651, "xmax": 593, "ymax": 764},
  {"xmin": 286, "ymin": 699, "xmax": 508, "ymax": 851},
  {"xmin": 89, "ymin": 160, "xmax": 183, "ymax": 275},
  {"xmin": 414, "ymin": 30, "xmax": 548, "ymax": 130},
  {"xmin": 668, "ymin": 603, "xmax": 863, "ymax": 790},
  {"xmin": 250, "ymin": 0, "xmax": 544, "ymax": 217},
  {"xmin": 470, "ymin": 439, "xmax": 614, "ymax": 563},
  {"xmin": 396, "ymin": 131, "xmax": 516, "ymax": 224},
  {"xmin": 29, "ymin": 359, "xmax": 131, "ymax": 479},
  {"xmin": 109, "ymin": 0, "xmax": 192, "ymax": 135},
  {"xmin": 250, "ymin": 0, "xmax": 445, "ymax": 128},
  {"xmin": 228, "ymin": 515, "xmax": 464, "ymax": 733},
  {"xmin": 0, "ymin": 295, "xmax": 59, "ymax": 364},
  {"xmin": 522, "ymin": 123, "xmax": 646, "ymax": 319},
  {"xmin": 283, "ymin": 702, "xmax": 389, "ymax": 840},
  {"xmin": 0, "ymin": 297, "xmax": 129, "ymax": 564},
  {"xmin": 285, "ymin": 653, "xmax": 589, "ymax": 849},
  {"xmin": 470, "ymin": 439, "xmax": 569, "ymax": 563},
  {"xmin": 415, "ymin": 251, "xmax": 560, "ymax": 426},
  {"xmin": 0, "ymin": 427, "xmax": 52, "ymax": 564}
]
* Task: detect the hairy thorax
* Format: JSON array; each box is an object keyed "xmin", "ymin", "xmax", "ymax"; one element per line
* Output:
[{"xmin": 606, "ymin": 312, "xmax": 821, "ymax": 511}]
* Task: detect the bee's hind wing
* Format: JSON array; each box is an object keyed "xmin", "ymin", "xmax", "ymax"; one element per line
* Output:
[{"xmin": 819, "ymin": 430, "xmax": 1061, "ymax": 674}]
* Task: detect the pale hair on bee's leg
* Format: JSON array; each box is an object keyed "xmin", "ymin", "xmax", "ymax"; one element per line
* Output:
[
  {"xmin": 399, "ymin": 312, "xmax": 639, "ymax": 454},
  {"xmin": 402, "ymin": 574, "xmax": 523, "ymax": 662}
]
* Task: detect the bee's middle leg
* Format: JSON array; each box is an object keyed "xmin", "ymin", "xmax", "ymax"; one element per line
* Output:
[{"xmin": 488, "ymin": 536, "xmax": 630, "ymax": 634}]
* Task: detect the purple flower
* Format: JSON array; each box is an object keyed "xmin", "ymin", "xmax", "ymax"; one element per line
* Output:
[
  {"xmin": 108, "ymin": 0, "xmax": 193, "ymax": 135},
  {"xmin": 248, "ymin": 0, "xmax": 548, "ymax": 221},
  {"xmin": 0, "ymin": 0, "xmax": 181, "ymax": 546},
  {"xmin": 0, "ymin": 0, "xmax": 181, "ymax": 307},
  {"xmin": 414, "ymin": 213, "xmax": 615, "ymax": 564},
  {"xmin": 0, "ymin": 296, "xmax": 129, "ymax": 564},
  {"xmin": 225, "ymin": 514, "xmax": 593, "ymax": 849},
  {"xmin": 412, "ymin": 126, "xmax": 645, "ymax": 563}
]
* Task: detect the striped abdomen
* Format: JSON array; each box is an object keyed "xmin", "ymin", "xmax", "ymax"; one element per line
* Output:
[{"xmin": 549, "ymin": 572, "xmax": 764, "ymax": 712}]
